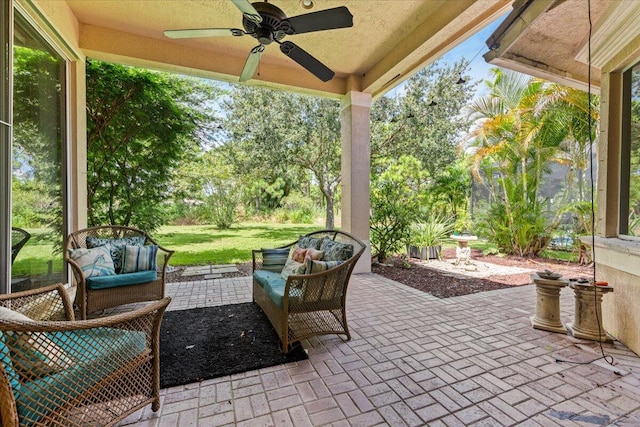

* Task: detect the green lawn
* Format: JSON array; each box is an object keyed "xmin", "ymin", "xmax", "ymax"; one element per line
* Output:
[
  {"xmin": 12, "ymin": 228, "xmax": 64, "ymax": 276},
  {"xmin": 12, "ymin": 223, "xmax": 579, "ymax": 272},
  {"xmin": 155, "ymin": 223, "xmax": 321, "ymax": 266}
]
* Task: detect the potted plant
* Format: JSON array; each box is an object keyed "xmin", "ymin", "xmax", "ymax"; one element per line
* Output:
[{"xmin": 407, "ymin": 214, "xmax": 455, "ymax": 260}]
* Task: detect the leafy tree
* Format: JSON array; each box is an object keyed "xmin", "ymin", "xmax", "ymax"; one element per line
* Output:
[
  {"xmin": 85, "ymin": 60, "xmax": 220, "ymax": 230},
  {"xmin": 430, "ymin": 161, "xmax": 471, "ymax": 229},
  {"xmin": 223, "ymin": 86, "xmax": 341, "ymax": 228},
  {"xmin": 173, "ymin": 147, "xmax": 239, "ymax": 228},
  {"xmin": 371, "ymin": 59, "xmax": 477, "ymax": 177},
  {"xmin": 370, "ymin": 155, "xmax": 428, "ymax": 262}
]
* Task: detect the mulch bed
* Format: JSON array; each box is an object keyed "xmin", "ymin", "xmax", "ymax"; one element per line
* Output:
[{"xmin": 371, "ymin": 256, "xmax": 516, "ymax": 298}]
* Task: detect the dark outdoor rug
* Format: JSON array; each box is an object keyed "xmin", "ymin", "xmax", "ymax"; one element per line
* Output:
[{"xmin": 160, "ymin": 303, "xmax": 308, "ymax": 388}]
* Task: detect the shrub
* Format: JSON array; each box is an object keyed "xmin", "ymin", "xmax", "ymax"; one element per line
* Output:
[
  {"xmin": 273, "ymin": 191, "xmax": 316, "ymax": 224},
  {"xmin": 408, "ymin": 214, "xmax": 455, "ymax": 247}
]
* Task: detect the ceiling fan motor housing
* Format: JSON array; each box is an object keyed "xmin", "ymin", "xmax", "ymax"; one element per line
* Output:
[{"xmin": 243, "ymin": 2, "xmax": 287, "ymax": 44}]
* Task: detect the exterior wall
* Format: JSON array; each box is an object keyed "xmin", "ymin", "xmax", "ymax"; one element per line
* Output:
[
  {"xmin": 598, "ymin": 261, "xmax": 640, "ymax": 355},
  {"xmin": 592, "ymin": 28, "xmax": 640, "ymax": 356}
]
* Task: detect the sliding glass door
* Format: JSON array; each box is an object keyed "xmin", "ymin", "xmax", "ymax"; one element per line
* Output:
[{"xmin": 9, "ymin": 12, "xmax": 67, "ymax": 292}]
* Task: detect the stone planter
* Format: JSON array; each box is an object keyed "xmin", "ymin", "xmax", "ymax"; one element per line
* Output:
[{"xmin": 407, "ymin": 245, "xmax": 441, "ymax": 260}]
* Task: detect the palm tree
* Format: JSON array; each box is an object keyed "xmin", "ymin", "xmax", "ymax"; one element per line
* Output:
[{"xmin": 465, "ymin": 69, "xmax": 586, "ymax": 256}]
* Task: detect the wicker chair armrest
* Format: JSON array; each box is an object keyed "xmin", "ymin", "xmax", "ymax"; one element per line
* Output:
[
  {"xmin": 0, "ymin": 297, "xmax": 170, "ymax": 334},
  {"xmin": 252, "ymin": 249, "xmax": 264, "ymax": 271},
  {"xmin": 252, "ymin": 242, "xmax": 296, "ymax": 272},
  {"xmin": 66, "ymin": 255, "xmax": 87, "ymax": 283},
  {"xmin": 0, "ymin": 283, "xmax": 75, "ymax": 321},
  {"xmin": 284, "ymin": 260, "xmax": 350, "ymax": 285}
]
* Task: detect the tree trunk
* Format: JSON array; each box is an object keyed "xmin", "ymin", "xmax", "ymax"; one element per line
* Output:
[{"xmin": 325, "ymin": 192, "xmax": 335, "ymax": 230}]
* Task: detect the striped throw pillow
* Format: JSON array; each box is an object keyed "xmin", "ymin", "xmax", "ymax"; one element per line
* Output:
[
  {"xmin": 121, "ymin": 245, "xmax": 158, "ymax": 273},
  {"xmin": 262, "ymin": 248, "xmax": 290, "ymax": 272}
]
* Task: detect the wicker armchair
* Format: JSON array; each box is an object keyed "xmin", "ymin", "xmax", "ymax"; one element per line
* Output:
[
  {"xmin": 65, "ymin": 225, "xmax": 174, "ymax": 319},
  {"xmin": 0, "ymin": 283, "xmax": 170, "ymax": 426},
  {"xmin": 252, "ymin": 230, "xmax": 365, "ymax": 352}
]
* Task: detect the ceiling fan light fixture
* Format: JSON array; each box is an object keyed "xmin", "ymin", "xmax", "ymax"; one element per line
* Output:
[{"xmin": 166, "ymin": 0, "xmax": 353, "ymax": 83}]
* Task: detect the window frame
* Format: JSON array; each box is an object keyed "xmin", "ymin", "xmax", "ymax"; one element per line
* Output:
[
  {"xmin": 620, "ymin": 62, "xmax": 640, "ymax": 241},
  {"xmin": 1, "ymin": 4, "xmax": 71, "ymax": 293}
]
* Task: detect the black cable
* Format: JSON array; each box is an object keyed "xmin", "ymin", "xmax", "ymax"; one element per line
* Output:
[
  {"xmin": 556, "ymin": 0, "xmax": 614, "ymax": 366},
  {"xmin": 586, "ymin": 0, "xmax": 614, "ymax": 366}
]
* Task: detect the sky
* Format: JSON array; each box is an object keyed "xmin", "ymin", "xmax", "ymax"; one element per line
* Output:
[{"xmin": 387, "ymin": 16, "xmax": 505, "ymax": 99}]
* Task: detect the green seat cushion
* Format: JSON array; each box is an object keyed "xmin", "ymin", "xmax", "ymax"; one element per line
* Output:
[
  {"xmin": 17, "ymin": 328, "xmax": 147, "ymax": 426},
  {"xmin": 0, "ymin": 333, "xmax": 20, "ymax": 393},
  {"xmin": 86, "ymin": 270, "xmax": 157, "ymax": 290},
  {"xmin": 254, "ymin": 268, "xmax": 284, "ymax": 289},
  {"xmin": 254, "ymin": 270, "xmax": 302, "ymax": 309}
]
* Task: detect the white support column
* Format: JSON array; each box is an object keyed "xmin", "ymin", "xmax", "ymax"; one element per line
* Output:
[
  {"xmin": 340, "ymin": 91, "xmax": 371, "ymax": 273},
  {"xmin": 68, "ymin": 61, "xmax": 88, "ymax": 232}
]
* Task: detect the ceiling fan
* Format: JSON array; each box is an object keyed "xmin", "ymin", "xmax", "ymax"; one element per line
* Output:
[{"xmin": 164, "ymin": 0, "xmax": 353, "ymax": 82}]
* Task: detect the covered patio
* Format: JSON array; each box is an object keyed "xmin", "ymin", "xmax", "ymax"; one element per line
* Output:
[
  {"xmin": 3, "ymin": 0, "xmax": 640, "ymax": 425},
  {"xmin": 119, "ymin": 273, "xmax": 640, "ymax": 426}
]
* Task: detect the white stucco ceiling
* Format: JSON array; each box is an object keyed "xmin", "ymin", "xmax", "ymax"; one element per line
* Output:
[
  {"xmin": 51, "ymin": 0, "xmax": 511, "ymax": 99},
  {"xmin": 484, "ymin": 0, "xmax": 617, "ymax": 91}
]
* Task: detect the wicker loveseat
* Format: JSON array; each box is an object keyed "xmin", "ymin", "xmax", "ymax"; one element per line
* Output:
[
  {"xmin": 0, "ymin": 283, "xmax": 170, "ymax": 426},
  {"xmin": 252, "ymin": 230, "xmax": 365, "ymax": 352},
  {"xmin": 65, "ymin": 226, "xmax": 174, "ymax": 319}
]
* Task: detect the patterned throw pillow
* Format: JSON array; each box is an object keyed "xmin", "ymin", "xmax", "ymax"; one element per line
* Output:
[
  {"xmin": 319, "ymin": 237, "xmax": 354, "ymax": 262},
  {"xmin": 121, "ymin": 245, "xmax": 158, "ymax": 273},
  {"xmin": 86, "ymin": 236, "xmax": 145, "ymax": 274},
  {"xmin": 297, "ymin": 235, "xmax": 323, "ymax": 250},
  {"xmin": 280, "ymin": 258, "xmax": 306, "ymax": 280},
  {"xmin": 305, "ymin": 259, "xmax": 344, "ymax": 274},
  {"xmin": 262, "ymin": 248, "xmax": 290, "ymax": 272},
  {"xmin": 69, "ymin": 246, "xmax": 115, "ymax": 277}
]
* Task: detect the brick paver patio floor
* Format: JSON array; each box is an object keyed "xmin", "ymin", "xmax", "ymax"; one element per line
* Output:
[{"xmin": 119, "ymin": 273, "xmax": 640, "ymax": 426}]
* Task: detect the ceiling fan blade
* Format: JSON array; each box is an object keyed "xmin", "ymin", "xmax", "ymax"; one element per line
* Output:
[
  {"xmin": 279, "ymin": 41, "xmax": 334, "ymax": 82},
  {"xmin": 279, "ymin": 6, "xmax": 353, "ymax": 35},
  {"xmin": 239, "ymin": 45, "xmax": 265, "ymax": 82},
  {"xmin": 164, "ymin": 28, "xmax": 245, "ymax": 39},
  {"xmin": 231, "ymin": 0, "xmax": 262, "ymax": 23}
]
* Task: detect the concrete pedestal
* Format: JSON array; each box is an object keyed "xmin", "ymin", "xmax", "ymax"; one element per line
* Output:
[
  {"xmin": 530, "ymin": 274, "xmax": 569, "ymax": 333},
  {"xmin": 566, "ymin": 282, "xmax": 614, "ymax": 342},
  {"xmin": 450, "ymin": 234, "xmax": 477, "ymax": 266}
]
